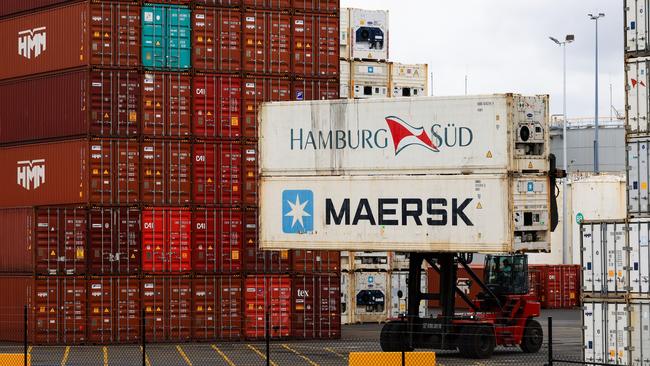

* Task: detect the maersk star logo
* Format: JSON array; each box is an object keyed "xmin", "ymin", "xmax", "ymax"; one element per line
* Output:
[{"xmin": 282, "ymin": 190, "xmax": 314, "ymax": 234}]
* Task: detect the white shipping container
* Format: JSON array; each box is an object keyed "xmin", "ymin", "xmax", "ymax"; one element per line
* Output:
[
  {"xmin": 353, "ymin": 251, "xmax": 390, "ymax": 271},
  {"xmin": 341, "ymin": 251, "xmax": 352, "ymax": 271},
  {"xmin": 390, "ymin": 62, "xmax": 428, "ymax": 98},
  {"xmin": 628, "ymin": 219, "xmax": 650, "ymax": 296},
  {"xmin": 340, "ymin": 60, "xmax": 350, "ymax": 98},
  {"xmin": 351, "ymin": 61, "xmax": 389, "ymax": 99},
  {"xmin": 626, "ymin": 0, "xmax": 649, "ymax": 54},
  {"xmin": 630, "ymin": 300, "xmax": 650, "ymax": 366},
  {"xmin": 341, "ymin": 272, "xmax": 350, "ymax": 324},
  {"xmin": 353, "ymin": 271, "xmax": 388, "ymax": 323},
  {"xmin": 629, "ymin": 139, "xmax": 650, "ymax": 217},
  {"xmin": 259, "ymin": 174, "xmax": 551, "ymax": 253},
  {"xmin": 625, "ymin": 57, "xmax": 649, "ymax": 134},
  {"xmin": 349, "ymin": 8, "xmax": 389, "ymax": 61},
  {"xmin": 581, "ymin": 221, "xmax": 628, "ymax": 295},
  {"xmin": 390, "ymin": 271, "xmax": 427, "ymax": 318},
  {"xmin": 339, "ymin": 8, "xmax": 350, "ymax": 60},
  {"xmin": 259, "ymin": 95, "xmax": 549, "ymax": 176},
  {"xmin": 583, "ymin": 301, "xmax": 629, "ymax": 365}
]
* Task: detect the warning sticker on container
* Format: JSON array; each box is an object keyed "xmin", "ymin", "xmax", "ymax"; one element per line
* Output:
[{"xmin": 144, "ymin": 12, "xmax": 153, "ymax": 22}]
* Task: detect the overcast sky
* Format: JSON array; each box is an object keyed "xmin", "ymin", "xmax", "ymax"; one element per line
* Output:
[{"xmin": 341, "ymin": 0, "xmax": 625, "ymax": 119}]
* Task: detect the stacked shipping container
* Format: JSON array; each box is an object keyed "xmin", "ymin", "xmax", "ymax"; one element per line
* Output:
[{"xmin": 0, "ymin": 0, "xmax": 340, "ymax": 344}]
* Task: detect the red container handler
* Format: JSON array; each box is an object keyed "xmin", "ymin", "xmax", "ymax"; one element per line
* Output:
[
  {"xmin": 88, "ymin": 207, "xmax": 141, "ymax": 275},
  {"xmin": 141, "ymin": 276, "xmax": 192, "ymax": 342},
  {"xmin": 193, "ymin": 208, "xmax": 243, "ymax": 273},
  {"xmin": 244, "ymin": 275, "xmax": 291, "ymax": 339},
  {"xmin": 140, "ymin": 140, "xmax": 191, "ymax": 205},
  {"xmin": 243, "ymin": 208, "xmax": 291, "ymax": 273},
  {"xmin": 243, "ymin": 11, "xmax": 291, "ymax": 74},
  {"xmin": 192, "ymin": 275, "xmax": 242, "ymax": 340},
  {"xmin": 0, "ymin": 139, "xmax": 139, "ymax": 207},
  {"xmin": 142, "ymin": 72, "xmax": 192, "ymax": 138},
  {"xmin": 292, "ymin": 13, "xmax": 339, "ymax": 78},
  {"xmin": 0, "ymin": 2, "xmax": 140, "ymax": 80},
  {"xmin": 0, "ymin": 68, "xmax": 140, "ymax": 144},
  {"xmin": 193, "ymin": 74, "xmax": 243, "ymax": 139},
  {"xmin": 87, "ymin": 276, "xmax": 140, "ymax": 343},
  {"xmin": 192, "ymin": 141, "xmax": 243, "ymax": 205},
  {"xmin": 243, "ymin": 76, "xmax": 291, "ymax": 138},
  {"xmin": 142, "ymin": 208, "xmax": 192, "ymax": 274},
  {"xmin": 192, "ymin": 8, "xmax": 242, "ymax": 73}
]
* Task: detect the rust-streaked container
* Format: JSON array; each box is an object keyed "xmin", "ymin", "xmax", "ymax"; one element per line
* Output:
[
  {"xmin": 193, "ymin": 74, "xmax": 242, "ymax": 139},
  {"xmin": 293, "ymin": 0, "xmax": 338, "ymax": 14},
  {"xmin": 243, "ymin": 11, "xmax": 291, "ymax": 74},
  {"xmin": 243, "ymin": 77, "xmax": 290, "ymax": 138},
  {"xmin": 292, "ymin": 78, "xmax": 339, "ymax": 101},
  {"xmin": 88, "ymin": 207, "xmax": 141, "ymax": 275},
  {"xmin": 192, "ymin": 142, "xmax": 242, "ymax": 205},
  {"xmin": 0, "ymin": 68, "xmax": 140, "ymax": 144},
  {"xmin": 243, "ymin": 209, "xmax": 291, "ymax": 273},
  {"xmin": 0, "ymin": 208, "xmax": 34, "ymax": 273},
  {"xmin": 35, "ymin": 207, "xmax": 87, "ymax": 276},
  {"xmin": 192, "ymin": 8, "xmax": 242, "ymax": 73},
  {"xmin": 140, "ymin": 140, "xmax": 191, "ymax": 205},
  {"xmin": 244, "ymin": 275, "xmax": 291, "ymax": 339},
  {"xmin": 0, "ymin": 2, "xmax": 140, "ymax": 80},
  {"xmin": 142, "ymin": 208, "xmax": 192, "ymax": 274},
  {"xmin": 292, "ymin": 14, "xmax": 339, "ymax": 77},
  {"xmin": 0, "ymin": 139, "xmax": 139, "ymax": 207},
  {"xmin": 193, "ymin": 208, "xmax": 243, "ymax": 273},
  {"xmin": 192, "ymin": 276, "xmax": 242, "ymax": 340},
  {"xmin": 141, "ymin": 276, "xmax": 192, "ymax": 342},
  {"xmin": 142, "ymin": 72, "xmax": 192, "ymax": 138}
]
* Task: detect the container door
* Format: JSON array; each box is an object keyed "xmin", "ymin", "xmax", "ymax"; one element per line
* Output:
[
  {"xmin": 142, "ymin": 209, "xmax": 165, "ymax": 273},
  {"xmin": 243, "ymin": 12, "xmax": 268, "ymax": 73},
  {"xmin": 167, "ymin": 6, "xmax": 192, "ymax": 69},
  {"xmin": 292, "ymin": 276, "xmax": 316, "ymax": 338},
  {"xmin": 60, "ymin": 208, "xmax": 88, "ymax": 276},
  {"xmin": 60, "ymin": 278, "xmax": 87, "ymax": 343},
  {"xmin": 33, "ymin": 279, "xmax": 59, "ymax": 344},
  {"xmin": 142, "ymin": 6, "xmax": 167, "ymax": 68},
  {"xmin": 192, "ymin": 277, "xmax": 217, "ymax": 340},
  {"xmin": 115, "ymin": 208, "xmax": 141, "ymax": 274},
  {"xmin": 168, "ymin": 142, "xmax": 192, "ymax": 204},
  {"xmin": 115, "ymin": 140, "xmax": 140, "ymax": 204},
  {"xmin": 641, "ymin": 140, "xmax": 650, "ymax": 214},
  {"xmin": 168, "ymin": 277, "xmax": 191, "ymax": 341},
  {"xmin": 604, "ymin": 223, "xmax": 626, "ymax": 294},
  {"xmin": 630, "ymin": 301, "xmax": 650, "ymax": 366},
  {"xmin": 220, "ymin": 276, "xmax": 242, "ymax": 340},
  {"xmin": 115, "ymin": 277, "xmax": 140, "ymax": 342},
  {"xmin": 87, "ymin": 278, "xmax": 114, "ymax": 343},
  {"xmin": 582, "ymin": 224, "xmax": 595, "ymax": 293},
  {"xmin": 629, "ymin": 221, "xmax": 642, "ymax": 294},
  {"xmin": 193, "ymin": 75, "xmax": 242, "ymax": 139},
  {"xmin": 293, "ymin": 15, "xmax": 315, "ymax": 76},
  {"xmin": 142, "ymin": 278, "xmax": 166, "ymax": 341},
  {"xmin": 243, "ymin": 145, "xmax": 258, "ymax": 205},
  {"xmin": 168, "ymin": 210, "xmax": 192, "ymax": 272},
  {"xmin": 141, "ymin": 141, "xmax": 166, "ymax": 204},
  {"xmin": 608, "ymin": 303, "xmax": 629, "ymax": 365},
  {"xmin": 630, "ymin": 140, "xmax": 641, "ymax": 215},
  {"xmin": 583, "ymin": 302, "xmax": 595, "ymax": 364},
  {"xmin": 89, "ymin": 208, "xmax": 114, "ymax": 275}
]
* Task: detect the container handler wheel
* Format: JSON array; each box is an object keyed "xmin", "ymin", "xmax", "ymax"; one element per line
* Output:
[
  {"xmin": 380, "ymin": 321, "xmax": 413, "ymax": 352},
  {"xmin": 458, "ymin": 324, "xmax": 496, "ymax": 359},
  {"xmin": 519, "ymin": 319, "xmax": 543, "ymax": 353}
]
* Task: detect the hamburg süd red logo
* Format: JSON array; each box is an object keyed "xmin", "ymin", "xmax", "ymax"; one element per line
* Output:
[{"xmin": 385, "ymin": 116, "xmax": 439, "ymax": 155}]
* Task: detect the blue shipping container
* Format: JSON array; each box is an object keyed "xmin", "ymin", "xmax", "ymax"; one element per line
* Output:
[{"xmin": 142, "ymin": 4, "xmax": 191, "ymax": 69}]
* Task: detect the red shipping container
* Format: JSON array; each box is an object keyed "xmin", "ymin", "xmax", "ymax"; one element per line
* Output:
[
  {"xmin": 243, "ymin": 0, "xmax": 291, "ymax": 10},
  {"xmin": 245, "ymin": 275, "xmax": 291, "ymax": 339},
  {"xmin": 142, "ymin": 276, "xmax": 192, "ymax": 342},
  {"xmin": 540, "ymin": 265, "xmax": 580, "ymax": 309},
  {"xmin": 243, "ymin": 144, "xmax": 258, "ymax": 205},
  {"xmin": 293, "ymin": 78, "xmax": 339, "ymax": 101},
  {"xmin": 0, "ymin": 139, "xmax": 139, "ymax": 207},
  {"xmin": 88, "ymin": 207, "xmax": 140, "ymax": 275},
  {"xmin": 140, "ymin": 140, "xmax": 191, "ymax": 204},
  {"xmin": 32, "ymin": 277, "xmax": 61, "ymax": 344},
  {"xmin": 0, "ymin": 68, "xmax": 140, "ymax": 144},
  {"xmin": 292, "ymin": 14, "xmax": 339, "ymax": 77},
  {"xmin": 318, "ymin": 251, "xmax": 340, "ymax": 273},
  {"xmin": 243, "ymin": 11, "xmax": 291, "ymax": 74},
  {"xmin": 142, "ymin": 72, "xmax": 191, "ymax": 138},
  {"xmin": 528, "ymin": 266, "xmax": 543, "ymax": 303},
  {"xmin": 193, "ymin": 74, "xmax": 242, "ymax": 139},
  {"xmin": 292, "ymin": 275, "xmax": 316, "ymax": 338},
  {"xmin": 427, "ymin": 265, "xmax": 485, "ymax": 309},
  {"xmin": 192, "ymin": 142, "xmax": 242, "ymax": 205},
  {"xmin": 0, "ymin": 2, "xmax": 140, "ymax": 80},
  {"xmin": 141, "ymin": 276, "xmax": 165, "ymax": 342},
  {"xmin": 318, "ymin": 274, "xmax": 341, "ymax": 339},
  {"xmin": 192, "ymin": 276, "xmax": 242, "ymax": 340},
  {"xmin": 292, "ymin": 250, "xmax": 341, "ymax": 273},
  {"xmin": 142, "ymin": 208, "xmax": 192, "ymax": 273},
  {"xmin": 0, "ymin": 208, "xmax": 34, "ymax": 273},
  {"xmin": 87, "ymin": 276, "xmax": 140, "ymax": 343},
  {"xmin": 0, "ymin": 0, "xmax": 72, "ymax": 18},
  {"xmin": 195, "ymin": 0, "xmax": 241, "ymax": 6},
  {"xmin": 169, "ymin": 276, "xmax": 192, "ymax": 341},
  {"xmin": 193, "ymin": 8, "xmax": 242, "ymax": 73},
  {"xmin": 242, "ymin": 77, "xmax": 291, "ymax": 138},
  {"xmin": 243, "ymin": 209, "xmax": 291, "ymax": 273},
  {"xmin": 293, "ymin": 0, "xmax": 338, "ymax": 13},
  {"xmin": 193, "ymin": 208, "xmax": 243, "ymax": 273},
  {"xmin": 35, "ymin": 207, "xmax": 87, "ymax": 276}
]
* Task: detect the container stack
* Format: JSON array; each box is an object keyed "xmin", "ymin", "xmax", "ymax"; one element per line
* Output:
[
  {"xmin": 0, "ymin": 0, "xmax": 340, "ymax": 344},
  {"xmin": 579, "ymin": 2, "xmax": 650, "ymax": 364}
]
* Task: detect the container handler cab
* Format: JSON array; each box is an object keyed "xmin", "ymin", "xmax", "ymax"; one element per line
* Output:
[{"xmin": 380, "ymin": 156, "xmax": 565, "ymax": 359}]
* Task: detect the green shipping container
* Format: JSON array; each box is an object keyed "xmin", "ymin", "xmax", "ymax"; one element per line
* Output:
[{"xmin": 142, "ymin": 4, "xmax": 191, "ymax": 69}]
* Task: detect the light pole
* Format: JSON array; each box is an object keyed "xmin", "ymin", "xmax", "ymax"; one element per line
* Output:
[
  {"xmin": 549, "ymin": 34, "xmax": 574, "ymax": 265},
  {"xmin": 589, "ymin": 13, "xmax": 605, "ymax": 173}
]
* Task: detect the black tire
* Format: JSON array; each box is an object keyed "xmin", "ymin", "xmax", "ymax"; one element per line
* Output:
[
  {"xmin": 458, "ymin": 325, "xmax": 496, "ymax": 359},
  {"xmin": 520, "ymin": 319, "xmax": 543, "ymax": 353},
  {"xmin": 380, "ymin": 321, "xmax": 413, "ymax": 352}
]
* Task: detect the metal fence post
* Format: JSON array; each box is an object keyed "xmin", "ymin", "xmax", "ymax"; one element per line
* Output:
[
  {"xmin": 266, "ymin": 305, "xmax": 271, "ymax": 366},
  {"xmin": 402, "ymin": 350, "xmax": 405, "ymax": 366},
  {"xmin": 547, "ymin": 317, "xmax": 553, "ymax": 366},
  {"xmin": 23, "ymin": 305, "xmax": 27, "ymax": 366},
  {"xmin": 142, "ymin": 308, "xmax": 146, "ymax": 366}
]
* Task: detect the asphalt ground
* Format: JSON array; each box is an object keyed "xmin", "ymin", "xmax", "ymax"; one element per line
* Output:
[{"xmin": 0, "ymin": 309, "xmax": 581, "ymax": 366}]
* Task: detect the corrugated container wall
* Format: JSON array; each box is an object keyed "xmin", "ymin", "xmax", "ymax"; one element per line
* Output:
[
  {"xmin": 350, "ymin": 61, "xmax": 389, "ymax": 98},
  {"xmin": 0, "ymin": 2, "xmax": 141, "ymax": 80},
  {"xmin": 625, "ymin": 56, "xmax": 649, "ymax": 135},
  {"xmin": 625, "ymin": 0, "xmax": 650, "ymax": 56},
  {"xmin": 389, "ymin": 62, "xmax": 428, "ymax": 98},
  {"xmin": 244, "ymin": 276, "xmax": 292, "ymax": 339},
  {"xmin": 192, "ymin": 276, "xmax": 242, "ymax": 340}
]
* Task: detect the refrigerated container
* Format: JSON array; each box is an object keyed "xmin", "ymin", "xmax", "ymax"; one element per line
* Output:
[
  {"xmin": 339, "ymin": 8, "xmax": 349, "ymax": 60},
  {"xmin": 348, "ymin": 8, "xmax": 388, "ymax": 61},
  {"xmin": 340, "ymin": 60, "xmax": 350, "ymax": 98},
  {"xmin": 141, "ymin": 276, "xmax": 192, "ymax": 342},
  {"xmin": 0, "ymin": 2, "xmax": 140, "ymax": 80},
  {"xmin": 243, "ymin": 11, "xmax": 291, "ymax": 74},
  {"xmin": 628, "ymin": 218, "xmax": 650, "ymax": 297},
  {"xmin": 141, "ymin": 4, "xmax": 191, "ymax": 69},
  {"xmin": 341, "ymin": 272, "xmax": 350, "ymax": 324},
  {"xmin": 142, "ymin": 72, "xmax": 192, "ymax": 138},
  {"xmin": 192, "ymin": 142, "xmax": 242, "ymax": 205},
  {"xmin": 352, "ymin": 252, "xmax": 390, "ymax": 271},
  {"xmin": 630, "ymin": 300, "xmax": 650, "ymax": 365},
  {"xmin": 625, "ymin": 57, "xmax": 650, "ymax": 135},
  {"xmin": 350, "ymin": 61, "xmax": 389, "ymax": 98},
  {"xmin": 140, "ymin": 140, "xmax": 191, "ymax": 204},
  {"xmin": 142, "ymin": 208, "xmax": 192, "ymax": 273},
  {"xmin": 628, "ymin": 138, "xmax": 650, "ymax": 217},
  {"xmin": 0, "ymin": 139, "xmax": 139, "ymax": 207},
  {"xmin": 353, "ymin": 271, "xmax": 388, "ymax": 323},
  {"xmin": 292, "ymin": 13, "xmax": 339, "ymax": 77},
  {"xmin": 0, "ymin": 68, "xmax": 140, "ymax": 144},
  {"xmin": 192, "ymin": 276, "xmax": 242, "ymax": 340},
  {"xmin": 192, "ymin": 7, "xmax": 242, "ymax": 73},
  {"xmin": 390, "ymin": 271, "xmax": 426, "ymax": 318},
  {"xmin": 193, "ymin": 74, "xmax": 242, "ymax": 139},
  {"xmin": 87, "ymin": 276, "xmax": 140, "ymax": 343},
  {"xmin": 583, "ymin": 300, "xmax": 629, "ymax": 365},
  {"xmin": 581, "ymin": 221, "xmax": 628, "ymax": 296},
  {"xmin": 389, "ymin": 62, "xmax": 428, "ymax": 98},
  {"xmin": 625, "ymin": 0, "xmax": 650, "ymax": 55},
  {"xmin": 193, "ymin": 208, "xmax": 243, "ymax": 273},
  {"xmin": 259, "ymin": 94, "xmax": 550, "ymax": 176},
  {"xmin": 88, "ymin": 207, "xmax": 141, "ymax": 275},
  {"xmin": 244, "ymin": 275, "xmax": 292, "ymax": 339}
]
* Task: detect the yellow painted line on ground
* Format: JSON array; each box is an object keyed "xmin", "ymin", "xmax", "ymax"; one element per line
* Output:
[
  {"xmin": 281, "ymin": 344, "xmax": 320, "ymax": 366},
  {"xmin": 211, "ymin": 345, "xmax": 237, "ymax": 366},
  {"xmin": 246, "ymin": 344, "xmax": 279, "ymax": 366},
  {"xmin": 60, "ymin": 346, "xmax": 70, "ymax": 366},
  {"xmin": 324, "ymin": 347, "xmax": 348, "ymax": 361},
  {"xmin": 139, "ymin": 346, "xmax": 152, "ymax": 366},
  {"xmin": 176, "ymin": 345, "xmax": 193, "ymax": 366},
  {"xmin": 103, "ymin": 346, "xmax": 108, "ymax": 366}
]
